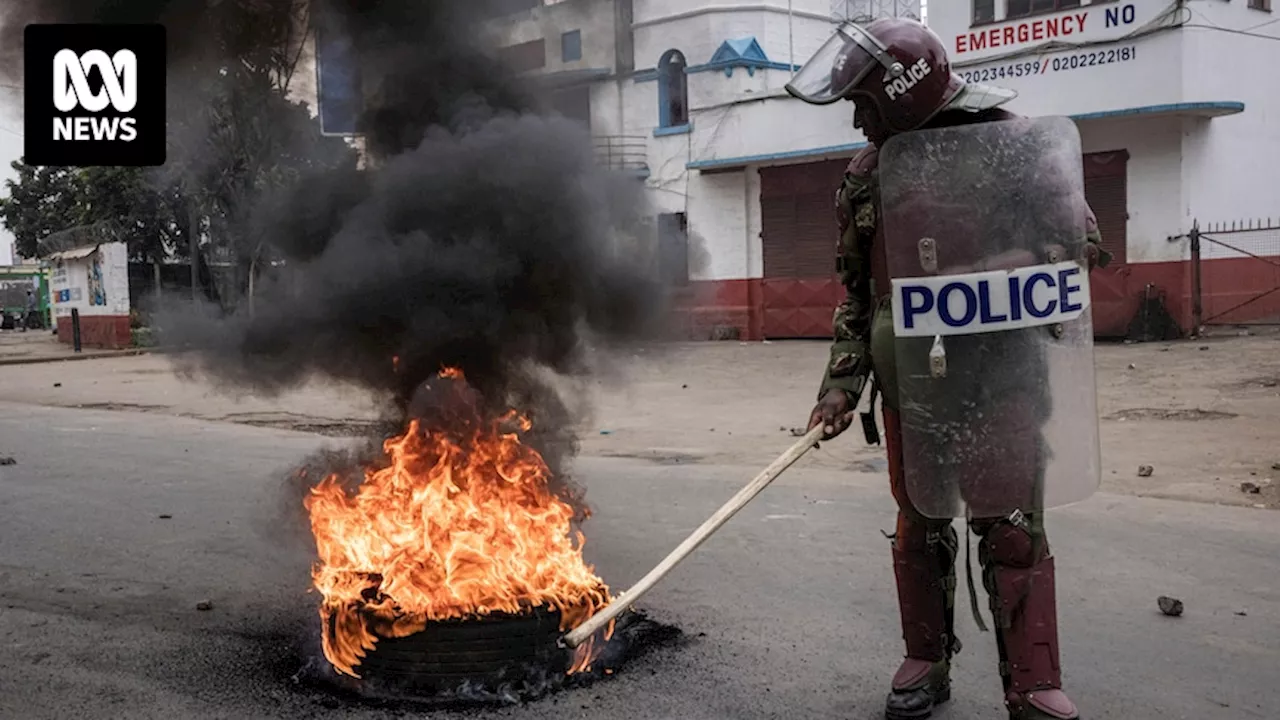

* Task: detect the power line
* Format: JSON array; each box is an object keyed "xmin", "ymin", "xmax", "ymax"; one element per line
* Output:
[{"xmin": 1183, "ymin": 23, "xmax": 1280, "ymax": 42}]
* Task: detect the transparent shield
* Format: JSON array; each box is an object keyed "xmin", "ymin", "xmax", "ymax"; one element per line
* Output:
[{"xmin": 878, "ymin": 116, "xmax": 1102, "ymax": 520}]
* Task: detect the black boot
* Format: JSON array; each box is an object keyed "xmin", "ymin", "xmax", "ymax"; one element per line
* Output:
[{"xmin": 885, "ymin": 523, "xmax": 960, "ymax": 720}]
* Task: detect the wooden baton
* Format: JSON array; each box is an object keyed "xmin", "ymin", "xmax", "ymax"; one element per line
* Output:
[{"xmin": 561, "ymin": 423, "xmax": 826, "ymax": 648}]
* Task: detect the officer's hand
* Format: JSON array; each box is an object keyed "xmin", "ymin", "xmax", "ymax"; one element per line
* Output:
[
  {"xmin": 1083, "ymin": 242, "xmax": 1098, "ymax": 269},
  {"xmin": 807, "ymin": 389, "xmax": 857, "ymax": 441}
]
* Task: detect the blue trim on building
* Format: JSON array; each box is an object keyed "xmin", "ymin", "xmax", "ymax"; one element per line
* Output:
[
  {"xmin": 689, "ymin": 142, "xmax": 868, "ymax": 171},
  {"xmin": 654, "ymin": 124, "xmax": 692, "ymax": 137},
  {"xmin": 634, "ymin": 60, "xmax": 798, "ymax": 82},
  {"xmin": 538, "ymin": 67, "xmax": 612, "ymax": 88},
  {"xmin": 695, "ymin": 36, "xmax": 799, "ymax": 77},
  {"xmin": 688, "ymin": 103, "xmax": 1247, "ymax": 171},
  {"xmin": 1070, "ymin": 101, "xmax": 1245, "ymax": 121},
  {"xmin": 712, "ymin": 37, "xmax": 769, "ymax": 64},
  {"xmin": 688, "ymin": 59, "xmax": 800, "ymax": 77}
]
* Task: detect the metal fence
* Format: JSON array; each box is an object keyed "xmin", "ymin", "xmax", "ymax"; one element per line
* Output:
[
  {"xmin": 1182, "ymin": 218, "xmax": 1280, "ymax": 330},
  {"xmin": 592, "ymin": 135, "xmax": 648, "ymax": 174}
]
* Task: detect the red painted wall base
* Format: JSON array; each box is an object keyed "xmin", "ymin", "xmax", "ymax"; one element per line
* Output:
[
  {"xmin": 56, "ymin": 315, "xmax": 131, "ymax": 349},
  {"xmin": 669, "ymin": 279, "xmax": 764, "ymax": 341},
  {"xmin": 673, "ymin": 255, "xmax": 1280, "ymax": 341}
]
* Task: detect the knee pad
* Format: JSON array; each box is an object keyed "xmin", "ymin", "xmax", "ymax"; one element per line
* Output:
[{"xmin": 972, "ymin": 517, "xmax": 1048, "ymax": 568}]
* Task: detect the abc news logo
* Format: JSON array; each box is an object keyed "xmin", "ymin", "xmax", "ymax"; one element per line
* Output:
[
  {"xmin": 25, "ymin": 24, "xmax": 166, "ymax": 167},
  {"xmin": 54, "ymin": 49, "xmax": 139, "ymax": 142}
]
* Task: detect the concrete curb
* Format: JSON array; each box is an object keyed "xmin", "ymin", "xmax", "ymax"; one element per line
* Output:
[{"xmin": 0, "ymin": 346, "xmax": 177, "ymax": 367}]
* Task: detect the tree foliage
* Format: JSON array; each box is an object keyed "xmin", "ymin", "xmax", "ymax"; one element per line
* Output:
[
  {"xmin": 0, "ymin": 0, "xmax": 356, "ymax": 304},
  {"xmin": 0, "ymin": 163, "xmax": 185, "ymax": 262}
]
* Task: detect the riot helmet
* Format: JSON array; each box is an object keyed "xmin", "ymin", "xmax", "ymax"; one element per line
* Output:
[{"xmin": 786, "ymin": 18, "xmax": 1017, "ymax": 138}]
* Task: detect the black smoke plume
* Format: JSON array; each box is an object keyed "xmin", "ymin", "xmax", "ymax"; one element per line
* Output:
[{"xmin": 4, "ymin": 0, "xmax": 668, "ymax": 480}]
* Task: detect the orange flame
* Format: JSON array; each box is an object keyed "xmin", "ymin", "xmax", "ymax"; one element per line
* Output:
[{"xmin": 304, "ymin": 368, "xmax": 612, "ymax": 678}]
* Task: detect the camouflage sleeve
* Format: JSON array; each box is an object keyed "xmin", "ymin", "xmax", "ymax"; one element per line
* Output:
[
  {"xmin": 818, "ymin": 173, "xmax": 876, "ymax": 400},
  {"xmin": 1085, "ymin": 204, "xmax": 1112, "ymax": 269}
]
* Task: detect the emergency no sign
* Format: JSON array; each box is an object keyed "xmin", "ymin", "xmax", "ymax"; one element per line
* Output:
[{"xmin": 955, "ymin": 3, "xmax": 1139, "ymax": 56}]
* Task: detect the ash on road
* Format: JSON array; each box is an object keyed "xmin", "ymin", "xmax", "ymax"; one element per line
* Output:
[{"xmin": 1, "ymin": 402, "xmax": 1277, "ymax": 719}]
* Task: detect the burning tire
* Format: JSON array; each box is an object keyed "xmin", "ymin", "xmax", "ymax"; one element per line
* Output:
[{"xmin": 356, "ymin": 607, "xmax": 569, "ymax": 695}]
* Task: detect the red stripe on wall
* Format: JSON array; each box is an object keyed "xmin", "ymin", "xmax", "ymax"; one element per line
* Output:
[
  {"xmin": 673, "ymin": 255, "xmax": 1280, "ymax": 341},
  {"xmin": 55, "ymin": 315, "xmax": 131, "ymax": 349}
]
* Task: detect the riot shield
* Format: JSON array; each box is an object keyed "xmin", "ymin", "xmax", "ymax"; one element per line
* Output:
[{"xmin": 879, "ymin": 115, "xmax": 1101, "ymax": 520}]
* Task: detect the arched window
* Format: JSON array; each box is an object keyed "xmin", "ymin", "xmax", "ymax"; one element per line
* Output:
[{"xmin": 658, "ymin": 50, "xmax": 688, "ymax": 128}]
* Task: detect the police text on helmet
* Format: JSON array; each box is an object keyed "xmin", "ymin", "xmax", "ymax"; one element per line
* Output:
[{"xmin": 884, "ymin": 58, "xmax": 932, "ymax": 101}]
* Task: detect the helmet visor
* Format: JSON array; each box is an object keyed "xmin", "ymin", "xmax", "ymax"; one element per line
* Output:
[
  {"xmin": 942, "ymin": 80, "xmax": 1019, "ymax": 112},
  {"xmin": 785, "ymin": 21, "xmax": 902, "ymax": 105}
]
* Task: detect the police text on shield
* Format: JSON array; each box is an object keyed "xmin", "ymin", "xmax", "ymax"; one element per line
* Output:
[{"xmin": 891, "ymin": 261, "xmax": 1091, "ymax": 337}]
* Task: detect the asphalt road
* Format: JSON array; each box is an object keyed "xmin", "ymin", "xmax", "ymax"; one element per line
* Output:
[{"xmin": 1, "ymin": 401, "xmax": 1277, "ymax": 719}]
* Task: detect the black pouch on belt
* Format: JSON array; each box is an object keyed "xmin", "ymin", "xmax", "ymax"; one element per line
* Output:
[{"xmin": 860, "ymin": 380, "xmax": 881, "ymax": 446}]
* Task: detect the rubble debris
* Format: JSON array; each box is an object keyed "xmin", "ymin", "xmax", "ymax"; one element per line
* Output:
[
  {"xmin": 196, "ymin": 600, "xmax": 214, "ymax": 611},
  {"xmin": 1137, "ymin": 465, "xmax": 1154, "ymax": 477},
  {"xmin": 1272, "ymin": 463, "xmax": 1280, "ymax": 471},
  {"xmin": 682, "ymin": 384, "xmax": 688, "ymax": 389},
  {"xmin": 1235, "ymin": 611, "xmax": 1248, "ymax": 617},
  {"xmin": 1199, "ymin": 346, "xmax": 1209, "ymax": 351},
  {"xmin": 53, "ymin": 382, "xmax": 62, "ymax": 387},
  {"xmin": 1241, "ymin": 482, "xmax": 1261, "ymax": 495},
  {"xmin": 0, "ymin": 456, "xmax": 15, "ymax": 466},
  {"xmin": 1157, "ymin": 596, "xmax": 1184, "ymax": 617},
  {"xmin": 1128, "ymin": 363, "xmax": 1137, "ymax": 370},
  {"xmin": 789, "ymin": 428, "xmax": 806, "ymax": 437},
  {"xmin": 158, "ymin": 514, "xmax": 173, "ymax": 519}
]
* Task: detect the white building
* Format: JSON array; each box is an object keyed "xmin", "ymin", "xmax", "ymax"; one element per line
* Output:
[{"xmin": 470, "ymin": 0, "xmax": 1280, "ymax": 338}]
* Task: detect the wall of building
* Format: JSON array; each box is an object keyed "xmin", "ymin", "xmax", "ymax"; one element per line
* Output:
[
  {"xmin": 1077, "ymin": 115, "xmax": 1184, "ymax": 264},
  {"xmin": 49, "ymin": 243, "xmax": 132, "ymax": 349},
  {"xmin": 628, "ymin": 0, "xmax": 859, "ymax": 292},
  {"xmin": 484, "ymin": 0, "xmax": 622, "ymax": 75},
  {"xmin": 1179, "ymin": 4, "xmax": 1280, "ymax": 237}
]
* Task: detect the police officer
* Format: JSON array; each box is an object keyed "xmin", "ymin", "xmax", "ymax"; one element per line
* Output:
[{"xmin": 787, "ymin": 18, "xmax": 1107, "ymax": 720}]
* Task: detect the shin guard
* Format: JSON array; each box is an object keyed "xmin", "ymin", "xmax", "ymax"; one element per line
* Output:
[
  {"xmin": 979, "ymin": 520, "xmax": 1078, "ymax": 719},
  {"xmin": 892, "ymin": 522, "xmax": 960, "ymax": 666}
]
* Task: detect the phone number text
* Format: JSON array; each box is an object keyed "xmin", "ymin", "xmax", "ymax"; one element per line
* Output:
[{"xmin": 958, "ymin": 46, "xmax": 1137, "ymax": 83}]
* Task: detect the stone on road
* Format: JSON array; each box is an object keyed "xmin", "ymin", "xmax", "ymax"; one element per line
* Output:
[{"xmin": 1, "ymin": 402, "xmax": 1276, "ymax": 719}]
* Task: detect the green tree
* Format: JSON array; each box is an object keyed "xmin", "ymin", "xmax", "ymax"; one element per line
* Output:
[
  {"xmin": 0, "ymin": 162, "xmax": 186, "ymax": 264},
  {"xmin": 160, "ymin": 0, "xmax": 356, "ymax": 313},
  {"xmin": 0, "ymin": 162, "xmax": 82, "ymax": 259},
  {"xmin": 0, "ymin": 0, "xmax": 355, "ymax": 316}
]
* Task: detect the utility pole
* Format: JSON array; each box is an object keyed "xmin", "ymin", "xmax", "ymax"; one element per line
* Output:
[
  {"xmin": 789, "ymin": 0, "xmax": 795, "ymax": 77},
  {"xmin": 189, "ymin": 203, "xmax": 200, "ymax": 302},
  {"xmin": 1189, "ymin": 221, "xmax": 1203, "ymax": 336}
]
